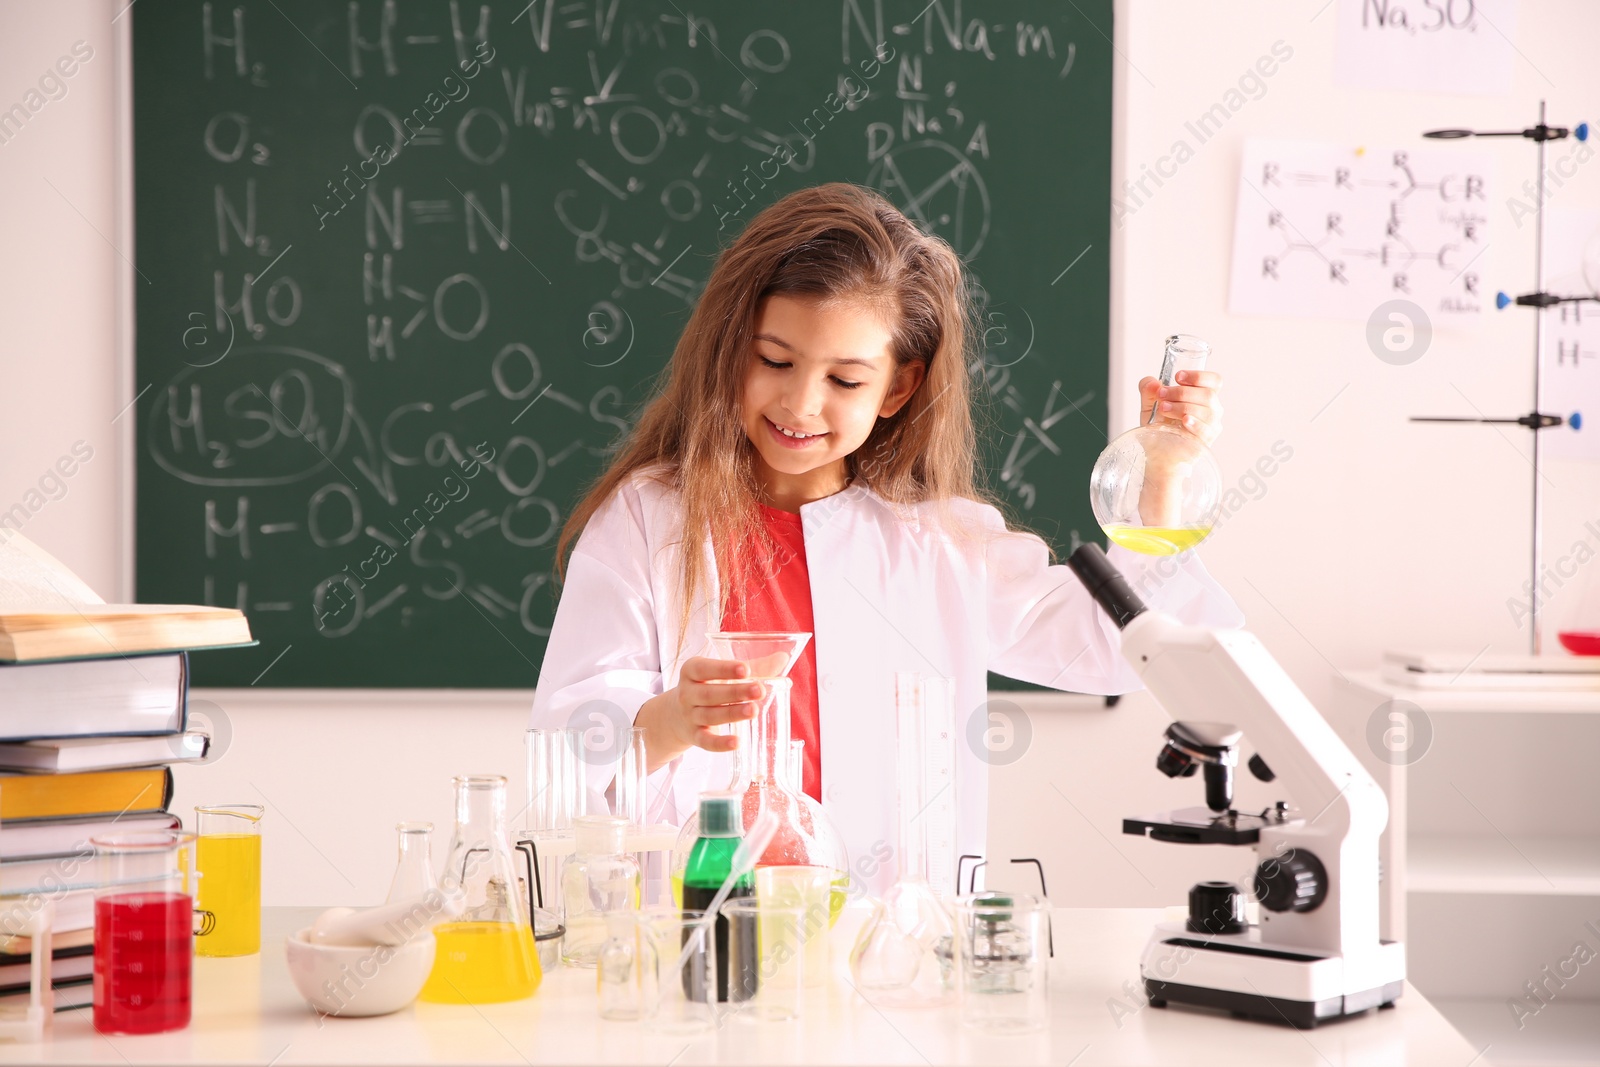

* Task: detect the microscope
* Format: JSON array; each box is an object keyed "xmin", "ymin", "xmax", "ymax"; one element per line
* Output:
[{"xmin": 1067, "ymin": 545, "xmax": 1405, "ymax": 1028}]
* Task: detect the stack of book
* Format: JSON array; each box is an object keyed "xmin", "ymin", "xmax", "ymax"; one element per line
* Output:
[{"xmin": 0, "ymin": 532, "xmax": 253, "ymax": 1011}]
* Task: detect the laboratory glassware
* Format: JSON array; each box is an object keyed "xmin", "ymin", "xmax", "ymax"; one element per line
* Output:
[
  {"xmin": 849, "ymin": 673, "xmax": 957, "ymax": 1005},
  {"xmin": 1089, "ymin": 334, "xmax": 1223, "ymax": 555},
  {"xmin": 616, "ymin": 725, "xmax": 648, "ymax": 827},
  {"xmin": 385, "ymin": 822, "xmax": 437, "ymax": 905},
  {"xmin": 645, "ymin": 907, "xmax": 716, "ymax": 1033},
  {"xmin": 678, "ymin": 792, "xmax": 754, "ymax": 1000},
  {"xmin": 692, "ymin": 678, "xmax": 847, "ymax": 919},
  {"xmin": 525, "ymin": 726, "xmax": 585, "ymax": 833},
  {"xmin": 194, "ymin": 803, "xmax": 263, "ymax": 957},
  {"xmin": 92, "ymin": 830, "xmax": 198, "ymax": 1035},
  {"xmin": 722, "ymin": 896, "xmax": 807, "ymax": 1022},
  {"xmin": 755, "ymin": 865, "xmax": 830, "ymax": 989},
  {"xmin": 419, "ymin": 774, "xmax": 541, "ymax": 1003},
  {"xmin": 523, "ymin": 726, "xmax": 585, "ymax": 917},
  {"xmin": 560, "ymin": 814, "xmax": 641, "ymax": 968},
  {"xmin": 597, "ymin": 909, "xmax": 654, "ymax": 1021},
  {"xmin": 953, "ymin": 892, "xmax": 1049, "ymax": 1034},
  {"xmin": 670, "ymin": 633, "xmax": 819, "ymax": 896},
  {"xmin": 703, "ymin": 630, "xmax": 813, "ymax": 791}
]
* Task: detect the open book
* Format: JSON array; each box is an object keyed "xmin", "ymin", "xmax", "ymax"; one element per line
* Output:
[{"xmin": 0, "ymin": 532, "xmax": 252, "ymax": 662}]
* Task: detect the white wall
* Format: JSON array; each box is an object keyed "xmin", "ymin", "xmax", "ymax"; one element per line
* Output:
[{"xmin": 3, "ymin": 1, "xmax": 1598, "ymax": 914}]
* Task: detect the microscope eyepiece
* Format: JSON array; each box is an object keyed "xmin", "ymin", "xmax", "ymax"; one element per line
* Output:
[{"xmin": 1067, "ymin": 543, "xmax": 1148, "ymax": 630}]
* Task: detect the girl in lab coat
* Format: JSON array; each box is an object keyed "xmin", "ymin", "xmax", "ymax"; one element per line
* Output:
[{"xmin": 530, "ymin": 183, "xmax": 1241, "ymax": 896}]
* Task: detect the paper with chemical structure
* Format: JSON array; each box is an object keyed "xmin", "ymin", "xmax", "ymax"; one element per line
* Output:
[
  {"xmin": 1228, "ymin": 139, "xmax": 1490, "ymax": 322},
  {"xmin": 1541, "ymin": 206, "xmax": 1600, "ymax": 461},
  {"xmin": 1333, "ymin": 0, "xmax": 1518, "ymax": 97}
]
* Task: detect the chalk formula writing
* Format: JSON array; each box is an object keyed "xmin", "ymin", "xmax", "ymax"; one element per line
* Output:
[{"xmin": 134, "ymin": 0, "xmax": 1110, "ymax": 685}]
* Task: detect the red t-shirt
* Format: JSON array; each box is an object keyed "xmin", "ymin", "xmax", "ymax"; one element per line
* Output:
[{"xmin": 720, "ymin": 505, "xmax": 821, "ymax": 802}]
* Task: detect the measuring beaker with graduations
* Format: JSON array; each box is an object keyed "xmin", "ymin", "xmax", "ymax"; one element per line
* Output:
[
  {"xmin": 194, "ymin": 804, "xmax": 264, "ymax": 957},
  {"xmin": 93, "ymin": 831, "xmax": 199, "ymax": 1035}
]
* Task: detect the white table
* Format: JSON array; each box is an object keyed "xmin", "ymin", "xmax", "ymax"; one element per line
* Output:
[{"xmin": 2, "ymin": 906, "xmax": 1477, "ymax": 1065}]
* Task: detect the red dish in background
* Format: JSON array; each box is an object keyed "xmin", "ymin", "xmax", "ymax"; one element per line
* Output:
[{"xmin": 1557, "ymin": 631, "xmax": 1600, "ymax": 656}]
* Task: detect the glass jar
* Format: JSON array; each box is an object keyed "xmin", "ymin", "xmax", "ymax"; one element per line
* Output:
[{"xmin": 560, "ymin": 814, "xmax": 640, "ymax": 968}]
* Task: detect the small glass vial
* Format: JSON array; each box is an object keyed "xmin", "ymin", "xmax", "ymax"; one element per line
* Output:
[
  {"xmin": 560, "ymin": 815, "xmax": 640, "ymax": 968},
  {"xmin": 385, "ymin": 822, "xmax": 437, "ymax": 905}
]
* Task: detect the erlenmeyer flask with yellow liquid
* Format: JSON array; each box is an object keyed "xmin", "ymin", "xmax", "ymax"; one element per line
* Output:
[
  {"xmin": 1090, "ymin": 334, "xmax": 1222, "ymax": 555},
  {"xmin": 419, "ymin": 774, "xmax": 541, "ymax": 1004}
]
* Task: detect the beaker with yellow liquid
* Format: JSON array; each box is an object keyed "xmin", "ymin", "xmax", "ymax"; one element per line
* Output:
[
  {"xmin": 194, "ymin": 804, "xmax": 263, "ymax": 957},
  {"xmin": 1090, "ymin": 335, "xmax": 1222, "ymax": 556},
  {"xmin": 419, "ymin": 775, "xmax": 541, "ymax": 1004}
]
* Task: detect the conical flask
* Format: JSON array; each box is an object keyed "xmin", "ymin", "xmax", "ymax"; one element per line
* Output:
[
  {"xmin": 1089, "ymin": 334, "xmax": 1222, "ymax": 555},
  {"xmin": 419, "ymin": 774, "xmax": 541, "ymax": 1003},
  {"xmin": 849, "ymin": 672, "xmax": 956, "ymax": 1005},
  {"xmin": 385, "ymin": 822, "xmax": 437, "ymax": 905}
]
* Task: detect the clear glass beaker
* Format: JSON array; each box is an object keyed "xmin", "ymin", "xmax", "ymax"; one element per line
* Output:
[
  {"xmin": 92, "ymin": 830, "xmax": 198, "ymax": 1035},
  {"xmin": 385, "ymin": 822, "xmax": 437, "ymax": 904},
  {"xmin": 194, "ymin": 803, "xmax": 263, "ymax": 957},
  {"xmin": 723, "ymin": 896, "xmax": 806, "ymax": 1022},
  {"xmin": 560, "ymin": 814, "xmax": 641, "ymax": 968},
  {"xmin": 598, "ymin": 909, "xmax": 655, "ymax": 1021},
  {"xmin": 420, "ymin": 774, "xmax": 541, "ymax": 1004},
  {"xmin": 646, "ymin": 907, "xmax": 716, "ymax": 1034},
  {"xmin": 1089, "ymin": 334, "xmax": 1222, "ymax": 555},
  {"xmin": 953, "ymin": 892, "xmax": 1049, "ymax": 1034},
  {"xmin": 849, "ymin": 672, "xmax": 956, "ymax": 1005}
]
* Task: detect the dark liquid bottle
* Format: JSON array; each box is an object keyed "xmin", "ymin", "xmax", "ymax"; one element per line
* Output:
[{"xmin": 680, "ymin": 792, "xmax": 753, "ymax": 1002}]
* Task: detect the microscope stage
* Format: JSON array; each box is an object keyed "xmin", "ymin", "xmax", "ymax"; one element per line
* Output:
[{"xmin": 1123, "ymin": 806, "xmax": 1281, "ymax": 845}]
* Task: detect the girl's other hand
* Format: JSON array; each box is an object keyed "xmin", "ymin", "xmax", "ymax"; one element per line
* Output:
[
  {"xmin": 636, "ymin": 657, "xmax": 764, "ymax": 772},
  {"xmin": 1138, "ymin": 369, "xmax": 1224, "ymax": 446}
]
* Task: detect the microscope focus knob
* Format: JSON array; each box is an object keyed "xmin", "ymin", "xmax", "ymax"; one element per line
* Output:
[{"xmin": 1253, "ymin": 851, "xmax": 1328, "ymax": 913}]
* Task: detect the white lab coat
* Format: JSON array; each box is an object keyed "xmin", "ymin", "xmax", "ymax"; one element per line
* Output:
[{"xmin": 528, "ymin": 468, "xmax": 1243, "ymax": 896}]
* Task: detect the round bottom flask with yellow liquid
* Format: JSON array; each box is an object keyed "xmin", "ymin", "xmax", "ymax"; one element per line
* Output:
[{"xmin": 1090, "ymin": 334, "xmax": 1222, "ymax": 556}]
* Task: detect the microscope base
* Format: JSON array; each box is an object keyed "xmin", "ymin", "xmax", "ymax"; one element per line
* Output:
[
  {"xmin": 1138, "ymin": 924, "xmax": 1406, "ymax": 1029},
  {"xmin": 1143, "ymin": 977, "xmax": 1403, "ymax": 1029}
]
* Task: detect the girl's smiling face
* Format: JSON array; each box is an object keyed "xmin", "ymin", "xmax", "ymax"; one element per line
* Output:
[{"xmin": 741, "ymin": 294, "xmax": 924, "ymax": 509}]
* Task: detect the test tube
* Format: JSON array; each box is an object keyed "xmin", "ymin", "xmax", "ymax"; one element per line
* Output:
[{"xmin": 617, "ymin": 726, "xmax": 648, "ymax": 828}]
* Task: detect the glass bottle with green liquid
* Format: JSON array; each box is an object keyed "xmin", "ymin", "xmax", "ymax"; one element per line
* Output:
[
  {"xmin": 679, "ymin": 792, "xmax": 753, "ymax": 1002},
  {"xmin": 1090, "ymin": 334, "xmax": 1223, "ymax": 556}
]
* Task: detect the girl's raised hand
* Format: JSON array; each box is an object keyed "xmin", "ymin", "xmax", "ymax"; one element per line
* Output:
[
  {"xmin": 1138, "ymin": 369, "xmax": 1224, "ymax": 446},
  {"xmin": 636, "ymin": 657, "xmax": 765, "ymax": 772}
]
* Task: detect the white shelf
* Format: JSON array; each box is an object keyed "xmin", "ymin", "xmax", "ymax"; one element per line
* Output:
[
  {"xmin": 1342, "ymin": 672, "xmax": 1600, "ymax": 714},
  {"xmin": 1432, "ymin": 997, "xmax": 1600, "ymax": 1067},
  {"xmin": 1409, "ymin": 836, "xmax": 1600, "ymax": 896}
]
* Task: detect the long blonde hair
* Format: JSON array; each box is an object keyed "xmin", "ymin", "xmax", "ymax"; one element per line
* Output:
[{"xmin": 556, "ymin": 182, "xmax": 997, "ymax": 638}]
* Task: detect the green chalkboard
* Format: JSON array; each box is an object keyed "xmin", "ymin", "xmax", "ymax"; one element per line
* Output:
[{"xmin": 133, "ymin": 0, "xmax": 1112, "ymax": 688}]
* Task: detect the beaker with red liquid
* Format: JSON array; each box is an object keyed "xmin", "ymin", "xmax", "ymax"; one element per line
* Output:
[{"xmin": 92, "ymin": 831, "xmax": 198, "ymax": 1035}]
